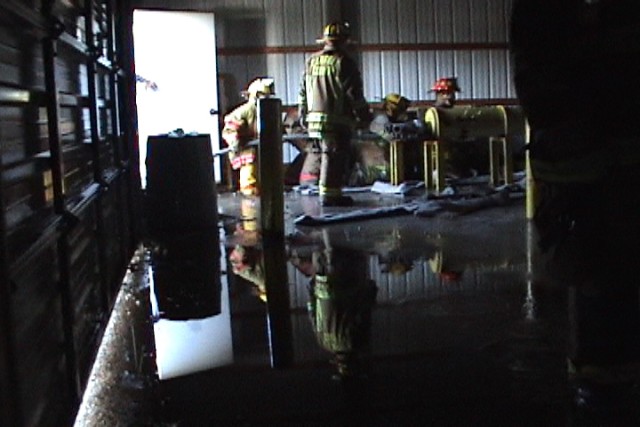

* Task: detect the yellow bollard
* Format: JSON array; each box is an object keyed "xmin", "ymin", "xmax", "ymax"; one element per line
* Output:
[
  {"xmin": 524, "ymin": 123, "xmax": 536, "ymax": 220},
  {"xmin": 389, "ymin": 139, "xmax": 404, "ymax": 185}
]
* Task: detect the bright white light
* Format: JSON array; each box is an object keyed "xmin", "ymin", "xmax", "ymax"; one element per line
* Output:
[{"xmin": 133, "ymin": 10, "xmax": 221, "ymax": 187}]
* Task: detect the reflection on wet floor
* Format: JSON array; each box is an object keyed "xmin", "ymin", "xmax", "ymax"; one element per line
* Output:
[
  {"xmin": 139, "ymin": 191, "xmax": 582, "ymax": 426},
  {"xmin": 148, "ymin": 230, "xmax": 232, "ymax": 380},
  {"xmin": 70, "ymin": 180, "xmax": 640, "ymax": 426}
]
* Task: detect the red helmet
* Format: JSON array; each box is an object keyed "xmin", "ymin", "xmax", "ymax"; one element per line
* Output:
[{"xmin": 430, "ymin": 77, "xmax": 461, "ymax": 94}]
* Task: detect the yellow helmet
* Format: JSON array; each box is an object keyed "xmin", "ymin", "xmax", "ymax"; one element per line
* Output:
[
  {"xmin": 317, "ymin": 22, "xmax": 351, "ymax": 43},
  {"xmin": 383, "ymin": 93, "xmax": 410, "ymax": 117},
  {"xmin": 243, "ymin": 77, "xmax": 275, "ymax": 99}
]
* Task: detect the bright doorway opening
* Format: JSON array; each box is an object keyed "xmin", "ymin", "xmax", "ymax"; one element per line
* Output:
[{"xmin": 132, "ymin": 10, "xmax": 221, "ymax": 188}]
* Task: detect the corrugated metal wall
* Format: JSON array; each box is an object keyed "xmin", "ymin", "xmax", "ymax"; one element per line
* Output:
[
  {"xmin": 132, "ymin": 0, "xmax": 514, "ymax": 112},
  {"xmin": 0, "ymin": 1, "xmax": 137, "ymax": 426},
  {"xmin": 358, "ymin": 0, "xmax": 514, "ymax": 103}
]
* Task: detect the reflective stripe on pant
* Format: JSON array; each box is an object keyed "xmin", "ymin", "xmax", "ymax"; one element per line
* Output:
[
  {"xmin": 229, "ymin": 147, "xmax": 256, "ymax": 170},
  {"xmin": 318, "ymin": 133, "xmax": 351, "ymax": 198},
  {"xmin": 239, "ymin": 162, "xmax": 258, "ymax": 195}
]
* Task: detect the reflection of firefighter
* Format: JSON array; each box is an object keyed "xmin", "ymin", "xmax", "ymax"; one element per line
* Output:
[
  {"xmin": 511, "ymin": 0, "xmax": 640, "ymax": 416},
  {"xmin": 222, "ymin": 77, "xmax": 275, "ymax": 196},
  {"xmin": 428, "ymin": 250, "xmax": 463, "ymax": 283},
  {"xmin": 228, "ymin": 199, "xmax": 265, "ymax": 300},
  {"xmin": 306, "ymin": 230, "xmax": 377, "ymax": 381},
  {"xmin": 375, "ymin": 227, "xmax": 418, "ymax": 275},
  {"xmin": 229, "ymin": 243, "xmax": 265, "ymax": 302}
]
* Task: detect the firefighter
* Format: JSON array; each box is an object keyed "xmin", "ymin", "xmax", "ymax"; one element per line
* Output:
[
  {"xmin": 369, "ymin": 92, "xmax": 426, "ymax": 182},
  {"xmin": 298, "ymin": 22, "xmax": 373, "ymax": 206},
  {"xmin": 510, "ymin": 0, "xmax": 640, "ymax": 417},
  {"xmin": 369, "ymin": 92, "xmax": 412, "ymax": 138},
  {"xmin": 343, "ymin": 93, "xmax": 409, "ymax": 185},
  {"xmin": 282, "ymin": 111, "xmax": 322, "ymax": 187},
  {"xmin": 430, "ymin": 77, "xmax": 460, "ymax": 109},
  {"xmin": 430, "ymin": 77, "xmax": 485, "ymax": 179},
  {"xmin": 282, "ymin": 112, "xmax": 312, "ymax": 186},
  {"xmin": 222, "ymin": 77, "xmax": 275, "ymax": 196}
]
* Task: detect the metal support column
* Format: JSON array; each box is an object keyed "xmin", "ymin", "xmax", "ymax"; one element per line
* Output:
[{"xmin": 258, "ymin": 97, "xmax": 293, "ymax": 368}]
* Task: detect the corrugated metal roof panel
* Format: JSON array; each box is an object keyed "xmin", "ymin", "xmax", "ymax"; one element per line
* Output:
[
  {"xmin": 380, "ymin": 51, "xmax": 402, "ymax": 98},
  {"xmin": 361, "ymin": 52, "xmax": 383, "ymax": 103},
  {"xmin": 416, "ymin": 0, "xmax": 437, "ymax": 43},
  {"xmin": 452, "ymin": 0, "xmax": 472, "ymax": 42},
  {"xmin": 417, "ymin": 51, "xmax": 438, "ymax": 98},
  {"xmin": 470, "ymin": 0, "xmax": 490, "ymax": 41},
  {"xmin": 359, "ymin": 0, "xmax": 381, "ymax": 43},
  {"xmin": 284, "ymin": 53, "xmax": 305, "ymax": 104},
  {"xmin": 488, "ymin": 0, "xmax": 511, "ymax": 42},
  {"xmin": 284, "ymin": 14, "xmax": 305, "ymax": 46},
  {"xmin": 471, "ymin": 51, "xmax": 491, "ymax": 99},
  {"xmin": 433, "ymin": 0, "xmax": 454, "ymax": 42},
  {"xmin": 399, "ymin": 51, "xmax": 419, "ymax": 100},
  {"xmin": 379, "ymin": 1, "xmax": 399, "ymax": 43},
  {"xmin": 301, "ymin": 0, "xmax": 325, "ymax": 46},
  {"xmin": 453, "ymin": 51, "xmax": 473, "ymax": 96},
  {"xmin": 397, "ymin": 0, "xmax": 418, "ymax": 44},
  {"xmin": 265, "ymin": 0, "xmax": 285, "ymax": 45}
]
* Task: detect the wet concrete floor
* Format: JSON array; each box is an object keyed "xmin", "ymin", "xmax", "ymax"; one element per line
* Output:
[{"xmin": 77, "ymin": 186, "xmax": 596, "ymax": 426}]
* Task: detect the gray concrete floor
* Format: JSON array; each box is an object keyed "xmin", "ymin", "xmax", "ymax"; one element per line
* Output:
[{"xmin": 76, "ymin": 185, "xmax": 608, "ymax": 426}]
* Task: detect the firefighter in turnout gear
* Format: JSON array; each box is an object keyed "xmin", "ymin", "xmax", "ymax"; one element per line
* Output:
[
  {"xmin": 430, "ymin": 77, "xmax": 460, "ymax": 109},
  {"xmin": 367, "ymin": 93, "xmax": 416, "ymax": 182},
  {"xmin": 222, "ymin": 77, "xmax": 275, "ymax": 196},
  {"xmin": 430, "ymin": 77, "xmax": 483, "ymax": 179},
  {"xmin": 369, "ymin": 92, "xmax": 412, "ymax": 139},
  {"xmin": 511, "ymin": 0, "xmax": 640, "ymax": 419},
  {"xmin": 298, "ymin": 22, "xmax": 373, "ymax": 206}
]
